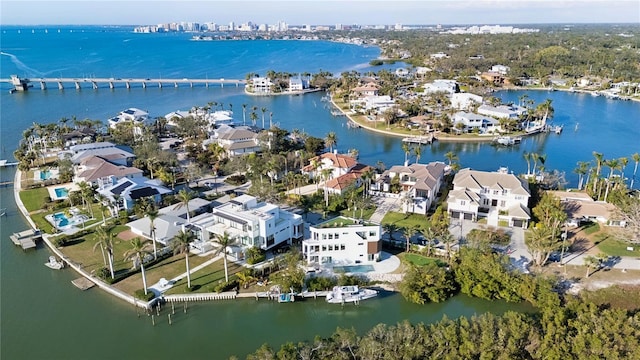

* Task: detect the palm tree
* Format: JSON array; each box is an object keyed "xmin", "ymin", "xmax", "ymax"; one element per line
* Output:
[
  {"xmin": 175, "ymin": 189, "xmax": 194, "ymax": 222},
  {"xmin": 172, "ymin": 230, "xmax": 195, "ymax": 288},
  {"xmin": 93, "ymin": 226, "xmax": 115, "ymax": 279},
  {"xmin": 123, "ymin": 237, "xmax": 153, "ymax": 295},
  {"xmin": 213, "ymin": 231, "xmax": 235, "ymax": 283},
  {"xmin": 261, "ymin": 107, "xmax": 267, "ymax": 128},
  {"xmin": 592, "ymin": 151, "xmax": 604, "ymax": 198},
  {"xmin": 420, "ymin": 227, "xmax": 436, "ymax": 256},
  {"xmin": 604, "ymin": 158, "xmax": 620, "ymax": 202},
  {"xmin": 250, "ymin": 111, "xmax": 258, "ymax": 127},
  {"xmin": 631, "ymin": 153, "xmax": 640, "ymax": 189},
  {"xmin": 321, "ymin": 168, "xmax": 333, "ymax": 207},
  {"xmin": 583, "ymin": 255, "xmax": 600, "ymax": 278},
  {"xmin": 413, "ymin": 145, "xmax": 422, "ymax": 164},
  {"xmin": 325, "ymin": 131, "xmax": 337, "ymax": 153},
  {"xmin": 441, "ymin": 231, "xmax": 456, "ymax": 264},
  {"xmin": 146, "ymin": 207, "xmax": 159, "ymax": 260},
  {"xmin": 574, "ymin": 161, "xmax": 590, "ymax": 190},
  {"xmin": 444, "ymin": 151, "xmax": 458, "ymax": 166},
  {"xmin": 523, "ymin": 152, "xmax": 531, "ymax": 176},
  {"xmin": 402, "ymin": 226, "xmax": 416, "ymax": 252},
  {"xmin": 269, "ymin": 112, "xmax": 273, "ymax": 129},
  {"xmin": 619, "ymin": 156, "xmax": 629, "ymax": 185},
  {"xmin": 401, "ymin": 142, "xmax": 410, "ymax": 165},
  {"xmin": 383, "ymin": 223, "xmax": 398, "ymax": 243}
]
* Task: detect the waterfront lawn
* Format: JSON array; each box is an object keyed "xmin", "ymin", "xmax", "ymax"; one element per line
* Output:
[
  {"xmin": 381, "ymin": 211, "xmax": 431, "ymax": 231},
  {"xmin": 596, "ymin": 235, "xmax": 640, "ymax": 257},
  {"xmin": 162, "ymin": 259, "xmax": 244, "ymax": 295},
  {"xmin": 58, "ymin": 225, "xmax": 135, "ymax": 273},
  {"xmin": 19, "ymin": 187, "xmax": 50, "ymax": 212},
  {"xmin": 31, "ymin": 212, "xmax": 55, "ymax": 234},
  {"xmin": 114, "ymin": 253, "xmax": 215, "ymax": 295}
]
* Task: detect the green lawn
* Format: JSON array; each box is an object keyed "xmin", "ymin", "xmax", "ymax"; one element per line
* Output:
[
  {"xmin": 400, "ymin": 253, "xmax": 446, "ymax": 267},
  {"xmin": 19, "ymin": 187, "xmax": 50, "ymax": 212},
  {"xmin": 163, "ymin": 258, "xmax": 244, "ymax": 294},
  {"xmin": 583, "ymin": 222, "xmax": 601, "ymax": 235},
  {"xmin": 596, "ymin": 236, "xmax": 640, "ymax": 257},
  {"xmin": 381, "ymin": 211, "xmax": 431, "ymax": 231}
]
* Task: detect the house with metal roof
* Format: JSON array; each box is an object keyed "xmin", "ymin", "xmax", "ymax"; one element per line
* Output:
[{"xmin": 447, "ymin": 168, "xmax": 531, "ymax": 228}]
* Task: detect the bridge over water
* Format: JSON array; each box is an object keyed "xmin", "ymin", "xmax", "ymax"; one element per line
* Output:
[{"xmin": 5, "ymin": 75, "xmax": 246, "ymax": 92}]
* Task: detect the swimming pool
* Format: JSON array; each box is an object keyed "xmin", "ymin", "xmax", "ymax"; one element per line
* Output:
[
  {"xmin": 54, "ymin": 187, "xmax": 69, "ymax": 198},
  {"xmin": 53, "ymin": 212, "xmax": 69, "ymax": 227},
  {"xmin": 333, "ymin": 264, "xmax": 375, "ymax": 273},
  {"xmin": 40, "ymin": 170, "xmax": 51, "ymax": 180},
  {"xmin": 47, "ymin": 212, "xmax": 90, "ymax": 230}
]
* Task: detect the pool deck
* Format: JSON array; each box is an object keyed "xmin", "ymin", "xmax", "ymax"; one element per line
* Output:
[{"xmin": 47, "ymin": 182, "xmax": 79, "ymax": 200}]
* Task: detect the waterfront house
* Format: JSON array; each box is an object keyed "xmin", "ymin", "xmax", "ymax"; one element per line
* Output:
[
  {"xmin": 360, "ymin": 95, "xmax": 395, "ymax": 113},
  {"xmin": 250, "ymin": 77, "xmax": 273, "ymax": 94},
  {"xmin": 127, "ymin": 198, "xmax": 214, "ymax": 246},
  {"xmin": 447, "ymin": 168, "xmax": 531, "ymax": 228},
  {"xmin": 452, "ymin": 112, "xmax": 499, "ymax": 134},
  {"xmin": 189, "ymin": 194, "xmax": 304, "ymax": 254},
  {"xmin": 372, "ymin": 162, "xmax": 446, "ymax": 215},
  {"xmin": 302, "ymin": 216, "xmax": 382, "ymax": 266},
  {"xmin": 74, "ymin": 155, "xmax": 143, "ymax": 187},
  {"xmin": 62, "ymin": 127, "xmax": 96, "ymax": 147},
  {"xmin": 288, "ymin": 77, "xmax": 308, "ymax": 91},
  {"xmin": 477, "ymin": 104, "xmax": 527, "ymax": 120},
  {"xmin": 480, "ymin": 71, "xmax": 507, "ymax": 85},
  {"xmin": 107, "ymin": 108, "xmax": 149, "ymax": 136}
]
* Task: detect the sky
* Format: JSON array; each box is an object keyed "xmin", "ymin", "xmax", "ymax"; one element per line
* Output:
[{"xmin": 1, "ymin": 0, "xmax": 639, "ymax": 26}]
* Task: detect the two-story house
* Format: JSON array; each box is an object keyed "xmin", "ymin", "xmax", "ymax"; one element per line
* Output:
[
  {"xmin": 215, "ymin": 127, "xmax": 261, "ymax": 157},
  {"xmin": 447, "ymin": 168, "xmax": 531, "ymax": 228},
  {"xmin": 302, "ymin": 216, "xmax": 382, "ymax": 266},
  {"xmin": 452, "ymin": 112, "xmax": 499, "ymax": 134},
  {"xmin": 250, "ymin": 77, "xmax": 273, "ymax": 94},
  {"xmin": 373, "ymin": 162, "xmax": 447, "ymax": 214},
  {"xmin": 190, "ymin": 195, "xmax": 304, "ymax": 254}
]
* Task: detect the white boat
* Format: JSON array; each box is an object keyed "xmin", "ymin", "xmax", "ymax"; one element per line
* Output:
[
  {"xmin": 278, "ymin": 293, "xmax": 296, "ymax": 303},
  {"xmin": 325, "ymin": 285, "xmax": 378, "ymax": 304},
  {"xmin": 493, "ymin": 136, "xmax": 521, "ymax": 146},
  {"xmin": 45, "ymin": 256, "xmax": 64, "ymax": 270}
]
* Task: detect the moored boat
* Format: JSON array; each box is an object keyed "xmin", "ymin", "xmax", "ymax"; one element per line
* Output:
[
  {"xmin": 325, "ymin": 285, "xmax": 377, "ymax": 304},
  {"xmin": 45, "ymin": 256, "xmax": 64, "ymax": 270}
]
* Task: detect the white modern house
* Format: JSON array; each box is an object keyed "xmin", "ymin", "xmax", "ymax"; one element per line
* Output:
[
  {"xmin": 452, "ymin": 112, "xmax": 500, "ymax": 134},
  {"xmin": 302, "ymin": 216, "xmax": 382, "ymax": 266},
  {"xmin": 447, "ymin": 168, "xmax": 531, "ymax": 228},
  {"xmin": 189, "ymin": 195, "xmax": 304, "ymax": 253},
  {"xmin": 97, "ymin": 177, "xmax": 172, "ymax": 211},
  {"xmin": 478, "ymin": 104, "xmax": 527, "ymax": 120},
  {"xmin": 450, "ymin": 93, "xmax": 483, "ymax": 110},
  {"xmin": 491, "ymin": 64, "xmax": 510, "ymax": 75},
  {"xmin": 250, "ymin": 77, "xmax": 273, "ymax": 93},
  {"xmin": 288, "ymin": 77, "xmax": 309, "ymax": 91},
  {"xmin": 423, "ymin": 79, "xmax": 459, "ymax": 94},
  {"xmin": 107, "ymin": 108, "xmax": 149, "ymax": 136}
]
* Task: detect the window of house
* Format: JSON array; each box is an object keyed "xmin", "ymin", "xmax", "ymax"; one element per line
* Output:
[
  {"xmin": 322, "ymin": 245, "xmax": 327, "ymax": 251},
  {"xmin": 460, "ymin": 200, "xmax": 466, "ymax": 206},
  {"xmin": 335, "ymin": 233, "xmax": 339, "ymax": 239},
  {"xmin": 341, "ymin": 244, "xmax": 345, "ymax": 250},
  {"xmin": 328, "ymin": 245, "xmax": 333, "ymax": 251},
  {"xmin": 502, "ymin": 189, "xmax": 508, "ymax": 195},
  {"xmin": 500, "ymin": 200, "xmax": 506, "ymax": 207},
  {"xmin": 328, "ymin": 233, "xmax": 333, "ymax": 240}
]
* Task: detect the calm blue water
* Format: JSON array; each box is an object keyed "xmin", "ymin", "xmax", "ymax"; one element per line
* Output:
[
  {"xmin": 54, "ymin": 187, "xmax": 68, "ymax": 198},
  {"xmin": 0, "ymin": 26, "xmax": 638, "ymax": 359},
  {"xmin": 40, "ymin": 170, "xmax": 51, "ymax": 180},
  {"xmin": 334, "ymin": 264, "xmax": 375, "ymax": 273}
]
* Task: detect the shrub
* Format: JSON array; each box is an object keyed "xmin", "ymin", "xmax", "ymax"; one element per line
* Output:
[
  {"xmin": 213, "ymin": 280, "xmax": 238, "ymax": 293},
  {"xmin": 185, "ymin": 284, "xmax": 200, "ymax": 292},
  {"xmin": 369, "ymin": 59, "xmax": 384, "ymax": 66},
  {"xmin": 225, "ymin": 174, "xmax": 246, "ymax": 186},
  {"xmin": 306, "ymin": 276, "xmax": 337, "ymax": 291},
  {"xmin": 134, "ymin": 289, "xmax": 155, "ymax": 301},
  {"xmin": 337, "ymin": 274, "xmax": 368, "ymax": 286}
]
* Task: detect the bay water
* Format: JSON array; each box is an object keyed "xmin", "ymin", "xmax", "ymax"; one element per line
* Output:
[{"xmin": 1, "ymin": 25, "xmax": 638, "ymax": 359}]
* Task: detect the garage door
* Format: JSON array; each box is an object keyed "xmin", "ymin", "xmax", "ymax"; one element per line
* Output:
[
  {"xmin": 464, "ymin": 213, "xmax": 473, "ymax": 220},
  {"xmin": 513, "ymin": 219, "xmax": 524, "ymax": 228},
  {"xmin": 450, "ymin": 211, "xmax": 460, "ymax": 219}
]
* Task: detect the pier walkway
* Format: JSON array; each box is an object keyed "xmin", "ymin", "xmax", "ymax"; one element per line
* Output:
[{"xmin": 5, "ymin": 75, "xmax": 246, "ymax": 92}]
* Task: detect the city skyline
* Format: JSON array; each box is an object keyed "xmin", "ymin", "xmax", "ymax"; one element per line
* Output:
[{"xmin": 1, "ymin": 0, "xmax": 639, "ymax": 26}]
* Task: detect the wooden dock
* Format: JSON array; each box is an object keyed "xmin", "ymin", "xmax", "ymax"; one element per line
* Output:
[
  {"xmin": 71, "ymin": 277, "xmax": 96, "ymax": 290},
  {"xmin": 163, "ymin": 292, "xmax": 237, "ymax": 302},
  {"xmin": 10, "ymin": 229, "xmax": 41, "ymax": 250}
]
